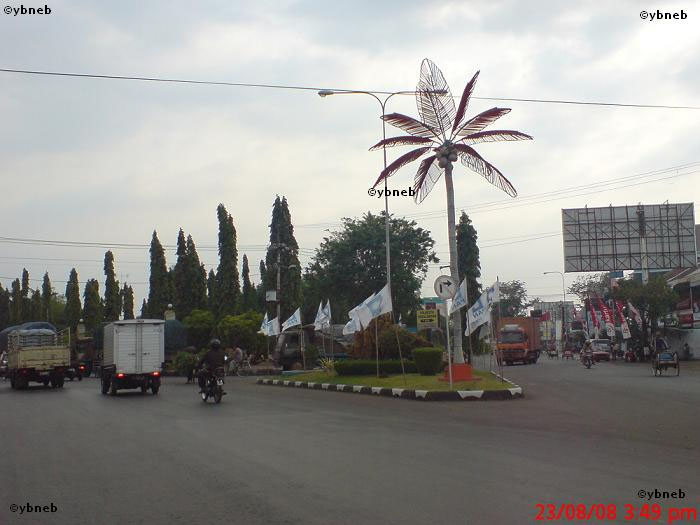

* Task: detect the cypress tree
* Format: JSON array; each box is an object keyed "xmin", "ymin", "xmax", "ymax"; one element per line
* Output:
[
  {"xmin": 241, "ymin": 254, "xmax": 255, "ymax": 312},
  {"xmin": 140, "ymin": 299, "xmax": 147, "ymax": 319},
  {"xmin": 147, "ymin": 230, "xmax": 170, "ymax": 318},
  {"xmin": 10, "ymin": 279, "xmax": 21, "ymax": 325},
  {"xmin": 0, "ymin": 285, "xmax": 10, "ymax": 331},
  {"xmin": 20, "ymin": 268, "xmax": 31, "ymax": 322},
  {"xmin": 41, "ymin": 272, "xmax": 53, "ymax": 322},
  {"xmin": 173, "ymin": 229, "xmax": 189, "ymax": 318},
  {"xmin": 30, "ymin": 289, "xmax": 42, "ymax": 320},
  {"xmin": 215, "ymin": 204, "xmax": 240, "ymax": 318},
  {"xmin": 82, "ymin": 279, "xmax": 103, "ymax": 332},
  {"xmin": 121, "ymin": 283, "xmax": 135, "ymax": 320},
  {"xmin": 187, "ymin": 235, "xmax": 208, "ymax": 312},
  {"xmin": 264, "ymin": 196, "xmax": 301, "ymax": 319},
  {"xmin": 64, "ymin": 268, "xmax": 82, "ymax": 332},
  {"xmin": 456, "ymin": 211, "xmax": 482, "ymax": 363},
  {"xmin": 256, "ymin": 260, "xmax": 267, "ymax": 311},
  {"xmin": 207, "ymin": 269, "xmax": 217, "ymax": 313},
  {"xmin": 103, "ymin": 251, "xmax": 121, "ymax": 321}
]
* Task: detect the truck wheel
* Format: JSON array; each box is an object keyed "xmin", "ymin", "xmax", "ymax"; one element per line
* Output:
[
  {"xmin": 109, "ymin": 378, "xmax": 118, "ymax": 396},
  {"xmin": 50, "ymin": 377, "xmax": 57, "ymax": 388},
  {"xmin": 101, "ymin": 377, "xmax": 109, "ymax": 395},
  {"xmin": 57, "ymin": 377, "xmax": 64, "ymax": 388},
  {"xmin": 151, "ymin": 383, "xmax": 160, "ymax": 395},
  {"xmin": 78, "ymin": 375, "xmax": 82, "ymax": 382},
  {"xmin": 42, "ymin": 378, "xmax": 50, "ymax": 387},
  {"xmin": 140, "ymin": 385, "xmax": 148, "ymax": 394}
]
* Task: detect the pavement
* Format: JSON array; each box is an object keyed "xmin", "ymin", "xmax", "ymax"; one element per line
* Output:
[{"xmin": 1, "ymin": 357, "xmax": 699, "ymax": 524}]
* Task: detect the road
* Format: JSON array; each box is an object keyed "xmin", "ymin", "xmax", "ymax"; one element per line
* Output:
[{"xmin": 1, "ymin": 358, "xmax": 698, "ymax": 524}]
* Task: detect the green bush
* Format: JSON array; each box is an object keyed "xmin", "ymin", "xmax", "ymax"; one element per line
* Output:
[
  {"xmin": 216, "ymin": 310, "xmax": 266, "ymax": 356},
  {"xmin": 377, "ymin": 326, "xmax": 433, "ymax": 359},
  {"xmin": 335, "ymin": 360, "xmax": 417, "ymax": 376},
  {"xmin": 172, "ymin": 351, "xmax": 199, "ymax": 376},
  {"xmin": 412, "ymin": 347, "xmax": 444, "ymax": 375},
  {"xmin": 183, "ymin": 310, "xmax": 215, "ymax": 349}
]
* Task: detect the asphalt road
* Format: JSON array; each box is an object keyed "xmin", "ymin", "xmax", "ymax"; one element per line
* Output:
[{"xmin": 1, "ymin": 358, "xmax": 698, "ymax": 525}]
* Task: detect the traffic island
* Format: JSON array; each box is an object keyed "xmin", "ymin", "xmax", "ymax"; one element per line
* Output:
[{"xmin": 257, "ymin": 370, "xmax": 523, "ymax": 401}]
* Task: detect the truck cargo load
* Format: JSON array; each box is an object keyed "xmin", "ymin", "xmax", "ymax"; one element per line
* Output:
[
  {"xmin": 5, "ymin": 325, "xmax": 70, "ymax": 389},
  {"xmin": 101, "ymin": 319, "xmax": 164, "ymax": 396}
]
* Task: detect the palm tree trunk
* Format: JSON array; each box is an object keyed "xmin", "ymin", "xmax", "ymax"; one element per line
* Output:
[{"xmin": 445, "ymin": 163, "xmax": 464, "ymax": 364}]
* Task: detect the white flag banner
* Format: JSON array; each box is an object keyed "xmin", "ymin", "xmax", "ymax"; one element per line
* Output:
[
  {"xmin": 465, "ymin": 282, "xmax": 500, "ymax": 335},
  {"xmin": 322, "ymin": 300, "xmax": 332, "ymax": 324},
  {"xmin": 342, "ymin": 316, "xmax": 361, "ymax": 335},
  {"xmin": 258, "ymin": 312, "xmax": 269, "ymax": 335},
  {"xmin": 313, "ymin": 302, "xmax": 325, "ymax": 330},
  {"xmin": 268, "ymin": 316, "xmax": 281, "ymax": 336},
  {"xmin": 628, "ymin": 301, "xmax": 643, "ymax": 329},
  {"xmin": 449, "ymin": 278, "xmax": 468, "ymax": 314},
  {"xmin": 364, "ymin": 283, "xmax": 393, "ymax": 321},
  {"xmin": 350, "ymin": 293, "xmax": 375, "ymax": 329},
  {"xmin": 282, "ymin": 308, "xmax": 302, "ymax": 332}
]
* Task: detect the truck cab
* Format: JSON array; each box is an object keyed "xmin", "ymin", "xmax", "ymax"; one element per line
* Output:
[{"xmin": 496, "ymin": 323, "xmax": 538, "ymax": 365}]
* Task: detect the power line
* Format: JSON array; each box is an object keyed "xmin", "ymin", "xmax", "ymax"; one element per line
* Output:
[{"xmin": 2, "ymin": 67, "xmax": 699, "ymax": 110}]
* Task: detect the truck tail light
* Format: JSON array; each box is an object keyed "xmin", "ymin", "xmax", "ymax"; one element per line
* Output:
[
  {"xmin": 79, "ymin": 365, "xmax": 86, "ymax": 370},
  {"xmin": 152, "ymin": 371, "xmax": 160, "ymax": 377},
  {"xmin": 116, "ymin": 373, "xmax": 125, "ymax": 379}
]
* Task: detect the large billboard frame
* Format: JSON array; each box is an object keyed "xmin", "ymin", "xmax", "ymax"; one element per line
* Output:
[{"xmin": 562, "ymin": 203, "xmax": 696, "ymax": 273}]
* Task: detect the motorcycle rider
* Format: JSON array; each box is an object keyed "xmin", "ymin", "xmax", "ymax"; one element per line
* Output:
[
  {"xmin": 581, "ymin": 339, "xmax": 594, "ymax": 367},
  {"xmin": 197, "ymin": 338, "xmax": 226, "ymax": 393}
]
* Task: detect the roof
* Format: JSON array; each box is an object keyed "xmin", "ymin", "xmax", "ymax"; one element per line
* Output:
[{"xmin": 111, "ymin": 319, "xmax": 165, "ymax": 325}]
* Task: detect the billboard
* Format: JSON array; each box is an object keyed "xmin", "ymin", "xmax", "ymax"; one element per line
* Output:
[{"xmin": 562, "ymin": 203, "xmax": 697, "ymax": 272}]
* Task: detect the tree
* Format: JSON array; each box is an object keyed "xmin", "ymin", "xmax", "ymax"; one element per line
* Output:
[
  {"xmin": 41, "ymin": 272, "xmax": 53, "ymax": 322},
  {"xmin": 183, "ymin": 309, "xmax": 216, "ymax": 349},
  {"xmin": 10, "ymin": 279, "xmax": 21, "ymax": 325},
  {"xmin": 20, "ymin": 268, "xmax": 31, "ymax": 322},
  {"xmin": 121, "ymin": 283, "xmax": 135, "ymax": 320},
  {"xmin": 173, "ymin": 230, "xmax": 207, "ymax": 319},
  {"xmin": 567, "ymin": 273, "xmax": 609, "ymax": 303},
  {"xmin": 456, "ymin": 211, "xmax": 481, "ymax": 362},
  {"xmin": 499, "ymin": 280, "xmax": 529, "ymax": 317},
  {"xmin": 303, "ymin": 212, "xmax": 437, "ymax": 322},
  {"xmin": 147, "ymin": 230, "xmax": 170, "ymax": 319},
  {"xmin": 82, "ymin": 279, "xmax": 103, "ymax": 332},
  {"xmin": 216, "ymin": 311, "xmax": 266, "ymax": 356},
  {"xmin": 256, "ymin": 260, "xmax": 267, "ymax": 311},
  {"xmin": 103, "ymin": 251, "xmax": 121, "ymax": 321},
  {"xmin": 0, "ymin": 285, "xmax": 10, "ymax": 331},
  {"xmin": 140, "ymin": 299, "xmax": 147, "ymax": 319},
  {"xmin": 215, "ymin": 204, "xmax": 240, "ymax": 318},
  {"xmin": 30, "ymin": 289, "xmax": 42, "ymax": 320},
  {"xmin": 241, "ymin": 254, "xmax": 255, "ymax": 312},
  {"xmin": 186, "ymin": 235, "xmax": 208, "ymax": 313},
  {"xmin": 369, "ymin": 59, "xmax": 531, "ymax": 364},
  {"xmin": 64, "ymin": 268, "xmax": 82, "ymax": 332},
  {"xmin": 207, "ymin": 269, "xmax": 217, "ymax": 313},
  {"xmin": 264, "ymin": 196, "xmax": 302, "ymax": 320},
  {"xmin": 614, "ymin": 277, "xmax": 678, "ymax": 346}
]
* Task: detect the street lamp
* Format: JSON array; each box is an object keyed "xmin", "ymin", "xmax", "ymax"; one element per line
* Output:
[
  {"xmin": 318, "ymin": 89, "xmax": 447, "ymax": 314},
  {"xmin": 543, "ymin": 271, "xmax": 567, "ymax": 345}
]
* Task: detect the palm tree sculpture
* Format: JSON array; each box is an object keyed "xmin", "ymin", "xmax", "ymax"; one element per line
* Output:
[{"xmin": 370, "ymin": 59, "xmax": 532, "ymax": 364}]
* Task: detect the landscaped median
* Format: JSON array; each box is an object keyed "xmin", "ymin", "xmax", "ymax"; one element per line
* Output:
[{"xmin": 257, "ymin": 368, "xmax": 523, "ymax": 401}]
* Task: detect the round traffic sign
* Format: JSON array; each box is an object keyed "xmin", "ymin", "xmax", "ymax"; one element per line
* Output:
[{"xmin": 434, "ymin": 275, "xmax": 457, "ymax": 299}]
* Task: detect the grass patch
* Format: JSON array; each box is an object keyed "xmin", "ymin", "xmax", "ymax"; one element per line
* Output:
[{"xmin": 275, "ymin": 369, "xmax": 511, "ymax": 391}]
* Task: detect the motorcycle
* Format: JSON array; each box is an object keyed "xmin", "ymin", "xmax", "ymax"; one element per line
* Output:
[
  {"xmin": 582, "ymin": 353, "xmax": 593, "ymax": 369},
  {"xmin": 200, "ymin": 366, "xmax": 226, "ymax": 404}
]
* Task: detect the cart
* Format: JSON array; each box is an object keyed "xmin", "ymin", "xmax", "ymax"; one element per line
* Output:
[{"xmin": 651, "ymin": 352, "xmax": 679, "ymax": 376}]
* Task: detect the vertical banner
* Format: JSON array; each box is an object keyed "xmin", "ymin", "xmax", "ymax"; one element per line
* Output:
[
  {"xmin": 616, "ymin": 300, "xmax": 632, "ymax": 339},
  {"xmin": 596, "ymin": 297, "xmax": 615, "ymax": 337}
]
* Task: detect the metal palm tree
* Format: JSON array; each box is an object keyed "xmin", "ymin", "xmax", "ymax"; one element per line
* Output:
[{"xmin": 370, "ymin": 59, "xmax": 532, "ymax": 364}]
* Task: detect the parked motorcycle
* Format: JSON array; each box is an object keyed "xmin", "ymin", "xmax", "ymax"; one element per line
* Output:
[{"xmin": 200, "ymin": 366, "xmax": 226, "ymax": 404}]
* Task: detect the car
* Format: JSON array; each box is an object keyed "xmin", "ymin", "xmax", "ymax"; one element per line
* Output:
[{"xmin": 590, "ymin": 339, "xmax": 612, "ymax": 361}]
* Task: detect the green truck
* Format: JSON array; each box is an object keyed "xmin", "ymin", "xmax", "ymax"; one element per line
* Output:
[{"xmin": 3, "ymin": 323, "xmax": 71, "ymax": 389}]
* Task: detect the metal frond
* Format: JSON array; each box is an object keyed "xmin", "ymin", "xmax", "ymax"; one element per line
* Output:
[
  {"xmin": 372, "ymin": 147, "xmax": 431, "ymax": 188},
  {"xmin": 416, "ymin": 59, "xmax": 455, "ymax": 139},
  {"xmin": 452, "ymin": 70, "xmax": 480, "ymax": 133},
  {"xmin": 413, "ymin": 155, "xmax": 442, "ymax": 204},
  {"xmin": 382, "ymin": 113, "xmax": 439, "ymax": 139},
  {"xmin": 453, "ymin": 107, "xmax": 511, "ymax": 138},
  {"xmin": 369, "ymin": 135, "xmax": 434, "ymax": 151},
  {"xmin": 459, "ymin": 130, "xmax": 533, "ymax": 146},
  {"xmin": 454, "ymin": 144, "xmax": 518, "ymax": 197}
]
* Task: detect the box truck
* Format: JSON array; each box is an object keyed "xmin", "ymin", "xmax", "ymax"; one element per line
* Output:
[
  {"xmin": 101, "ymin": 320, "xmax": 164, "ymax": 396},
  {"xmin": 495, "ymin": 316, "xmax": 542, "ymax": 365},
  {"xmin": 4, "ymin": 324, "xmax": 70, "ymax": 389}
]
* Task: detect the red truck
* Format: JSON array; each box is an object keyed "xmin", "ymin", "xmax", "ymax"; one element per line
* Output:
[{"xmin": 495, "ymin": 317, "xmax": 541, "ymax": 365}]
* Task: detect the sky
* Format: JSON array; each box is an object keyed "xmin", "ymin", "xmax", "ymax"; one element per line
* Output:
[{"xmin": 1, "ymin": 0, "xmax": 699, "ymax": 313}]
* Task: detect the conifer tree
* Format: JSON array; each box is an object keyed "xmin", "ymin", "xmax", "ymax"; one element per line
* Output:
[
  {"xmin": 140, "ymin": 299, "xmax": 147, "ymax": 319},
  {"xmin": 215, "ymin": 204, "xmax": 240, "ymax": 317},
  {"xmin": 121, "ymin": 283, "xmax": 135, "ymax": 320},
  {"xmin": 173, "ymin": 228, "xmax": 189, "ymax": 318},
  {"xmin": 82, "ymin": 279, "xmax": 103, "ymax": 332},
  {"xmin": 207, "ymin": 269, "xmax": 217, "ymax": 313},
  {"xmin": 241, "ymin": 254, "xmax": 255, "ymax": 312},
  {"xmin": 10, "ymin": 279, "xmax": 21, "ymax": 325},
  {"xmin": 147, "ymin": 230, "xmax": 170, "ymax": 318},
  {"xmin": 30, "ymin": 289, "xmax": 42, "ymax": 320},
  {"xmin": 64, "ymin": 268, "xmax": 82, "ymax": 332},
  {"xmin": 20, "ymin": 268, "xmax": 31, "ymax": 322},
  {"xmin": 456, "ymin": 211, "xmax": 482, "ymax": 363},
  {"xmin": 0, "ymin": 285, "xmax": 10, "ymax": 331},
  {"xmin": 103, "ymin": 251, "xmax": 121, "ymax": 321},
  {"xmin": 41, "ymin": 272, "xmax": 53, "ymax": 322},
  {"xmin": 187, "ymin": 235, "xmax": 208, "ymax": 312}
]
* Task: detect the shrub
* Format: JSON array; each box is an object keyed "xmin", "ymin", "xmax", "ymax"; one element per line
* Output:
[
  {"xmin": 216, "ymin": 311, "xmax": 266, "ymax": 356},
  {"xmin": 183, "ymin": 310, "xmax": 215, "ymax": 349},
  {"xmin": 377, "ymin": 325, "xmax": 433, "ymax": 360},
  {"xmin": 172, "ymin": 350, "xmax": 199, "ymax": 376},
  {"xmin": 335, "ymin": 359, "xmax": 417, "ymax": 376},
  {"xmin": 318, "ymin": 357, "xmax": 335, "ymax": 373},
  {"xmin": 412, "ymin": 347, "xmax": 444, "ymax": 375}
]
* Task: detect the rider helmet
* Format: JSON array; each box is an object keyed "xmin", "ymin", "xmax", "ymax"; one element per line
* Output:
[{"xmin": 209, "ymin": 338, "xmax": 221, "ymax": 350}]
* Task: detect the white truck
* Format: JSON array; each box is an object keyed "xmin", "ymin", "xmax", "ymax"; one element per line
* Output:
[{"xmin": 101, "ymin": 319, "xmax": 165, "ymax": 396}]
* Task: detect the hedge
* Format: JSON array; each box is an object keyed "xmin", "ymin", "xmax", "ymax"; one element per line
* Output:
[
  {"xmin": 412, "ymin": 347, "xmax": 444, "ymax": 375},
  {"xmin": 334, "ymin": 359, "xmax": 417, "ymax": 376}
]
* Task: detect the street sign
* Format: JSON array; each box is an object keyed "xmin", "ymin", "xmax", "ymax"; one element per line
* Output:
[
  {"xmin": 434, "ymin": 275, "xmax": 457, "ymax": 300},
  {"xmin": 417, "ymin": 309, "xmax": 438, "ymax": 330},
  {"xmin": 266, "ymin": 290, "xmax": 277, "ymax": 302}
]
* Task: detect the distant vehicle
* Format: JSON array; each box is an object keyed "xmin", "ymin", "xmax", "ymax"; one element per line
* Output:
[
  {"xmin": 590, "ymin": 339, "xmax": 612, "ymax": 362},
  {"xmin": 496, "ymin": 317, "xmax": 541, "ymax": 365},
  {"xmin": 100, "ymin": 320, "xmax": 164, "ymax": 396},
  {"xmin": 3, "ymin": 323, "xmax": 70, "ymax": 389},
  {"xmin": 275, "ymin": 325, "xmax": 352, "ymax": 370}
]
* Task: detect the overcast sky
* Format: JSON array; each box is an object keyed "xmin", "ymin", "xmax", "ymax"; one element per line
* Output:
[{"xmin": 1, "ymin": 0, "xmax": 699, "ymax": 313}]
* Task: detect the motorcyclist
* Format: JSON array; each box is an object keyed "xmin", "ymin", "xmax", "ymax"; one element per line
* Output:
[
  {"xmin": 581, "ymin": 340, "xmax": 594, "ymax": 366},
  {"xmin": 197, "ymin": 339, "xmax": 226, "ymax": 393}
]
